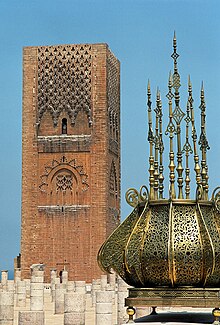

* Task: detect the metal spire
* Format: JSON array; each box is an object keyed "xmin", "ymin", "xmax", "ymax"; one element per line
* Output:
[
  {"xmin": 198, "ymin": 82, "xmax": 210, "ymax": 200},
  {"xmin": 157, "ymin": 89, "xmax": 164, "ymax": 199},
  {"xmin": 182, "ymin": 76, "xmax": 193, "ymax": 199},
  {"xmin": 188, "ymin": 77, "xmax": 201, "ymax": 188},
  {"xmin": 147, "ymin": 80, "xmax": 155, "ymax": 200},
  {"xmin": 165, "ymin": 71, "xmax": 176, "ymax": 199},
  {"xmin": 153, "ymin": 88, "xmax": 160, "ymax": 199},
  {"xmin": 171, "ymin": 32, "xmax": 185, "ymax": 199}
]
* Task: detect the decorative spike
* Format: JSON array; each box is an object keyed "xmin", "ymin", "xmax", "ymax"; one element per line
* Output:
[
  {"xmin": 188, "ymin": 75, "xmax": 191, "ymax": 88},
  {"xmin": 171, "ymin": 31, "xmax": 179, "ymax": 76},
  {"xmin": 153, "ymin": 88, "xmax": 160, "ymax": 199},
  {"xmin": 171, "ymin": 33, "xmax": 185, "ymax": 199},
  {"xmin": 147, "ymin": 81, "xmax": 155, "ymax": 200},
  {"xmin": 165, "ymin": 72, "xmax": 176, "ymax": 199},
  {"xmin": 158, "ymin": 89, "xmax": 164, "ymax": 199},
  {"xmin": 201, "ymin": 80, "xmax": 204, "ymax": 91},
  {"xmin": 188, "ymin": 79, "xmax": 201, "ymax": 189},
  {"xmin": 182, "ymin": 86, "xmax": 193, "ymax": 199},
  {"xmin": 147, "ymin": 79, "xmax": 151, "ymax": 93},
  {"xmin": 198, "ymin": 82, "xmax": 210, "ymax": 200}
]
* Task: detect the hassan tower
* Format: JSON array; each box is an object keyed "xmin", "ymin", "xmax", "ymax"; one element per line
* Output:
[{"xmin": 19, "ymin": 43, "xmax": 120, "ymax": 282}]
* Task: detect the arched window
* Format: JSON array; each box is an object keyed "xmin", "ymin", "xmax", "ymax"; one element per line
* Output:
[{"xmin": 62, "ymin": 118, "xmax": 67, "ymax": 134}]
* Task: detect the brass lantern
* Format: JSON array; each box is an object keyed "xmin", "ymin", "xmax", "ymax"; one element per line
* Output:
[{"xmin": 98, "ymin": 34, "xmax": 220, "ymax": 292}]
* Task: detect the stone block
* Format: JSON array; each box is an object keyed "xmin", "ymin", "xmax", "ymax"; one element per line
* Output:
[
  {"xmin": 64, "ymin": 312, "xmax": 84, "ymax": 325},
  {"xmin": 64, "ymin": 293, "xmax": 85, "ymax": 313},
  {"xmin": 96, "ymin": 314, "xmax": 112, "ymax": 323},
  {"xmin": 55, "ymin": 284, "xmax": 66, "ymax": 314},
  {"xmin": 18, "ymin": 311, "xmax": 44, "ymax": 325},
  {"xmin": 100, "ymin": 274, "xmax": 108, "ymax": 290},
  {"xmin": 64, "ymin": 293, "xmax": 85, "ymax": 325},
  {"xmin": 75, "ymin": 281, "xmax": 86, "ymax": 294},
  {"xmin": 30, "ymin": 296, "xmax": 44, "ymax": 311}
]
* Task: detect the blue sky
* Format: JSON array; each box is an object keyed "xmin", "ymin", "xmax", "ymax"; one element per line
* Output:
[{"xmin": 0, "ymin": 0, "xmax": 219, "ymax": 272}]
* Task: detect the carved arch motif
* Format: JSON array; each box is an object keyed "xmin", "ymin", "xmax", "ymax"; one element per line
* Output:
[{"xmin": 39, "ymin": 156, "xmax": 89, "ymax": 193}]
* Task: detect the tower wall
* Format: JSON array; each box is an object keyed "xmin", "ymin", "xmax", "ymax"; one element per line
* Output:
[{"xmin": 21, "ymin": 43, "xmax": 120, "ymax": 282}]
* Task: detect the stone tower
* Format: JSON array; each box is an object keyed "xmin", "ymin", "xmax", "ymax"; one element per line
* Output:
[{"xmin": 20, "ymin": 43, "xmax": 120, "ymax": 282}]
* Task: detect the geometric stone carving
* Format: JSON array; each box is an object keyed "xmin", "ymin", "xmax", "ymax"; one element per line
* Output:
[
  {"xmin": 56, "ymin": 174, "xmax": 73, "ymax": 193},
  {"xmin": 39, "ymin": 156, "xmax": 89, "ymax": 192},
  {"xmin": 37, "ymin": 44, "xmax": 92, "ymax": 127},
  {"xmin": 107, "ymin": 51, "xmax": 119, "ymax": 155},
  {"xmin": 109, "ymin": 160, "xmax": 118, "ymax": 196}
]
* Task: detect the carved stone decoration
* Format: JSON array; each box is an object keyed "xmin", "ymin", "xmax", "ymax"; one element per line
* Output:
[
  {"xmin": 109, "ymin": 160, "xmax": 118, "ymax": 196},
  {"xmin": 56, "ymin": 174, "xmax": 73, "ymax": 193},
  {"xmin": 37, "ymin": 44, "xmax": 92, "ymax": 127},
  {"xmin": 107, "ymin": 51, "xmax": 120, "ymax": 154},
  {"xmin": 39, "ymin": 156, "xmax": 89, "ymax": 192}
]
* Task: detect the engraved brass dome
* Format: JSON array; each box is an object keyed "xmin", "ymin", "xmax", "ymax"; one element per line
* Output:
[{"xmin": 98, "ymin": 190, "xmax": 220, "ymax": 287}]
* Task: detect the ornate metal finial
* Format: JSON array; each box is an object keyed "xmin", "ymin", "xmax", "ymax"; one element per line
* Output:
[
  {"xmin": 188, "ymin": 77, "xmax": 202, "ymax": 189},
  {"xmin": 171, "ymin": 31, "xmax": 179, "ymax": 76},
  {"xmin": 157, "ymin": 89, "xmax": 164, "ymax": 199},
  {"xmin": 171, "ymin": 32, "xmax": 185, "ymax": 199},
  {"xmin": 165, "ymin": 71, "xmax": 176, "ymax": 199},
  {"xmin": 147, "ymin": 80, "xmax": 155, "ymax": 200},
  {"xmin": 182, "ymin": 76, "xmax": 193, "ymax": 199},
  {"xmin": 153, "ymin": 88, "xmax": 161, "ymax": 200},
  {"xmin": 198, "ymin": 82, "xmax": 210, "ymax": 200}
]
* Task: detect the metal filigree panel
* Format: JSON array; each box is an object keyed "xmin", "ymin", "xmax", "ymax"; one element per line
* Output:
[
  {"xmin": 97, "ymin": 206, "xmax": 142, "ymax": 286},
  {"xmin": 172, "ymin": 205, "xmax": 202, "ymax": 285},
  {"xmin": 37, "ymin": 44, "xmax": 92, "ymax": 127},
  {"xmin": 200, "ymin": 205, "xmax": 220, "ymax": 285},
  {"xmin": 141, "ymin": 204, "xmax": 170, "ymax": 286},
  {"xmin": 98, "ymin": 201, "xmax": 220, "ymax": 288},
  {"xmin": 125, "ymin": 204, "xmax": 150, "ymax": 286}
]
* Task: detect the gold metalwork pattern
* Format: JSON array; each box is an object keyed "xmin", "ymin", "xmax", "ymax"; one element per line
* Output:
[
  {"xmin": 212, "ymin": 187, "xmax": 220, "ymax": 212},
  {"xmin": 125, "ymin": 287, "xmax": 220, "ymax": 309},
  {"xmin": 98, "ymin": 200, "xmax": 220, "ymax": 287},
  {"xmin": 200, "ymin": 204, "xmax": 220, "ymax": 284},
  {"xmin": 97, "ymin": 206, "xmax": 142, "ymax": 286},
  {"xmin": 172, "ymin": 205, "xmax": 202, "ymax": 285},
  {"xmin": 125, "ymin": 186, "xmax": 148, "ymax": 208},
  {"xmin": 98, "ymin": 34, "xmax": 220, "ymax": 290},
  {"xmin": 165, "ymin": 72, "xmax": 176, "ymax": 199},
  {"xmin": 142, "ymin": 204, "xmax": 170, "ymax": 286},
  {"xmin": 125, "ymin": 203, "xmax": 150, "ymax": 286},
  {"xmin": 199, "ymin": 83, "xmax": 210, "ymax": 200},
  {"xmin": 157, "ymin": 89, "xmax": 164, "ymax": 199},
  {"xmin": 171, "ymin": 33, "xmax": 185, "ymax": 200},
  {"xmin": 147, "ymin": 81, "xmax": 155, "ymax": 200},
  {"xmin": 182, "ymin": 80, "xmax": 193, "ymax": 199}
]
